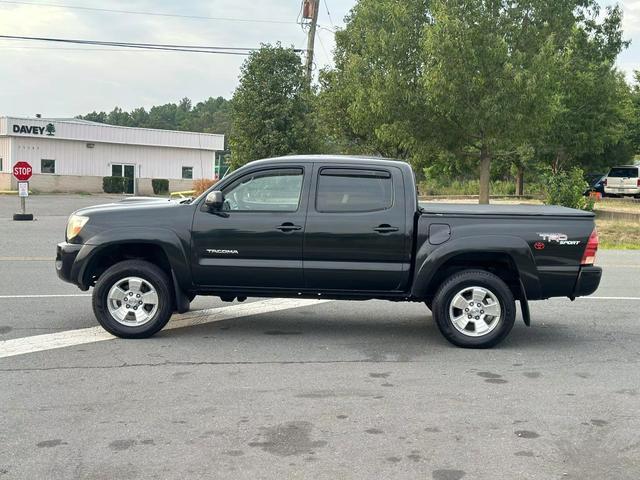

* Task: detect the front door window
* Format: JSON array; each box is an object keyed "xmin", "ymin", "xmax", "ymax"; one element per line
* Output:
[{"xmin": 222, "ymin": 169, "xmax": 303, "ymax": 212}]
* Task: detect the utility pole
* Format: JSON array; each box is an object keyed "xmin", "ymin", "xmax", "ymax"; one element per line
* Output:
[{"xmin": 303, "ymin": 0, "xmax": 320, "ymax": 83}]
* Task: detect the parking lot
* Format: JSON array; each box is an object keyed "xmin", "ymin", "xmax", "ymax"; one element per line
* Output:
[{"xmin": 1, "ymin": 194, "xmax": 639, "ymax": 479}]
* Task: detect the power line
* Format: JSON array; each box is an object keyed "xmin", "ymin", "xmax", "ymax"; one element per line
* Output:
[
  {"xmin": 0, "ymin": 45, "xmax": 221, "ymax": 53},
  {"xmin": 0, "ymin": 35, "xmax": 307, "ymax": 55},
  {"xmin": 316, "ymin": 31, "xmax": 331, "ymax": 65},
  {"xmin": 0, "ymin": 0, "xmax": 297, "ymax": 25},
  {"xmin": 317, "ymin": 25, "xmax": 338, "ymax": 34},
  {"xmin": 323, "ymin": 0, "xmax": 336, "ymax": 29}
]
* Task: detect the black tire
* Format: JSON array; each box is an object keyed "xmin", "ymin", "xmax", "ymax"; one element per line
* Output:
[
  {"xmin": 92, "ymin": 260, "xmax": 174, "ymax": 339},
  {"xmin": 432, "ymin": 269, "xmax": 516, "ymax": 348}
]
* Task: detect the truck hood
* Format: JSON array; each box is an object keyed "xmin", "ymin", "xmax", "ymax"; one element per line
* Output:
[
  {"xmin": 73, "ymin": 197, "xmax": 181, "ymax": 217},
  {"xmin": 419, "ymin": 203, "xmax": 594, "ymax": 217}
]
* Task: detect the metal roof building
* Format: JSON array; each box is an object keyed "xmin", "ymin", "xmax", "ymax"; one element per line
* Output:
[{"xmin": 0, "ymin": 116, "xmax": 225, "ymax": 194}]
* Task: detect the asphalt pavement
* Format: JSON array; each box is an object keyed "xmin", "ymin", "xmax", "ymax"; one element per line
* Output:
[{"xmin": 0, "ymin": 194, "xmax": 639, "ymax": 479}]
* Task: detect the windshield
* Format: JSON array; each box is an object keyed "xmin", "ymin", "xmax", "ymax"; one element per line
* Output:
[{"xmin": 608, "ymin": 167, "xmax": 639, "ymax": 178}]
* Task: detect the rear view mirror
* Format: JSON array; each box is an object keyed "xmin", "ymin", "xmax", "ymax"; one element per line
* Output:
[{"xmin": 205, "ymin": 190, "xmax": 225, "ymax": 209}]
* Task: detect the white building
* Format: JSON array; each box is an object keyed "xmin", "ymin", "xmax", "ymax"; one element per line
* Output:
[{"xmin": 0, "ymin": 116, "xmax": 225, "ymax": 194}]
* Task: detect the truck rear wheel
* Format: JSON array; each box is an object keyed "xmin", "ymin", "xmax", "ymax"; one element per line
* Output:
[
  {"xmin": 432, "ymin": 270, "xmax": 515, "ymax": 348},
  {"xmin": 92, "ymin": 260, "xmax": 174, "ymax": 338}
]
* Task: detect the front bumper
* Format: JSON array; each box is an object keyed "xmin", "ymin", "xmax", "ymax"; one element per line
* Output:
[
  {"xmin": 55, "ymin": 242, "xmax": 84, "ymax": 288},
  {"xmin": 571, "ymin": 266, "xmax": 602, "ymax": 298}
]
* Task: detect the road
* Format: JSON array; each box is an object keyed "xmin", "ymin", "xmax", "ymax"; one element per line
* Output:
[{"xmin": 1, "ymin": 194, "xmax": 639, "ymax": 479}]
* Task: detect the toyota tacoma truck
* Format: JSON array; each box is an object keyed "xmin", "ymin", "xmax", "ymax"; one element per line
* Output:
[{"xmin": 56, "ymin": 155, "xmax": 602, "ymax": 348}]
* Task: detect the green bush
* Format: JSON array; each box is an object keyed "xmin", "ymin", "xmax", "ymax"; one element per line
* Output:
[
  {"xmin": 103, "ymin": 176, "xmax": 125, "ymax": 194},
  {"xmin": 419, "ymin": 179, "xmax": 518, "ymax": 196},
  {"xmin": 151, "ymin": 179, "xmax": 169, "ymax": 195},
  {"xmin": 542, "ymin": 167, "xmax": 593, "ymax": 211}
]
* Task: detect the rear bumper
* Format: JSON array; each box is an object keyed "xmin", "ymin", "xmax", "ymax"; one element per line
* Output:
[
  {"xmin": 604, "ymin": 186, "xmax": 640, "ymax": 196},
  {"xmin": 571, "ymin": 266, "xmax": 602, "ymax": 299}
]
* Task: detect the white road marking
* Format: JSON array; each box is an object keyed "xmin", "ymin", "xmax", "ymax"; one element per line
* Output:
[
  {"xmin": 0, "ymin": 294, "xmax": 91, "ymax": 299},
  {"xmin": 0, "ymin": 298, "xmax": 330, "ymax": 359},
  {"xmin": 0, "ymin": 257, "xmax": 52, "ymax": 261},
  {"xmin": 0, "ymin": 293, "xmax": 638, "ymax": 359},
  {"xmin": 581, "ymin": 296, "xmax": 640, "ymax": 301}
]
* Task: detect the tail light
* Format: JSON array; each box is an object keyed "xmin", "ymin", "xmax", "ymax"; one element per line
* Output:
[
  {"xmin": 637, "ymin": 178, "xmax": 640, "ymax": 187},
  {"xmin": 603, "ymin": 178, "xmax": 607, "ymax": 187},
  {"xmin": 581, "ymin": 228, "xmax": 599, "ymax": 265}
]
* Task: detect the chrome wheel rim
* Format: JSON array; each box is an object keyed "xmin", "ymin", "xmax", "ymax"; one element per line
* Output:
[
  {"xmin": 107, "ymin": 276, "xmax": 159, "ymax": 327},
  {"xmin": 448, "ymin": 286, "xmax": 501, "ymax": 337}
]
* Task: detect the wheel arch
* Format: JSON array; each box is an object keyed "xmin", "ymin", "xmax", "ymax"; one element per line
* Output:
[
  {"xmin": 411, "ymin": 235, "xmax": 541, "ymax": 301},
  {"xmin": 78, "ymin": 227, "xmax": 192, "ymax": 295}
]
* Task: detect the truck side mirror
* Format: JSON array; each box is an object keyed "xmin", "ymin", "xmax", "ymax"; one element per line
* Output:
[{"xmin": 205, "ymin": 190, "xmax": 225, "ymax": 210}]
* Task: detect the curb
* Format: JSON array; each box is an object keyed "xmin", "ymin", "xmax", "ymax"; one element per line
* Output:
[{"xmin": 595, "ymin": 209, "xmax": 640, "ymax": 223}]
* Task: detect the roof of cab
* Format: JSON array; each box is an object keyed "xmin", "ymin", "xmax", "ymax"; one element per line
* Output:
[{"xmin": 245, "ymin": 154, "xmax": 411, "ymax": 169}]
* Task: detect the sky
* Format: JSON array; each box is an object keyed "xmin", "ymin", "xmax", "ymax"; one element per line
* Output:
[{"xmin": 0, "ymin": 0, "xmax": 638, "ymax": 118}]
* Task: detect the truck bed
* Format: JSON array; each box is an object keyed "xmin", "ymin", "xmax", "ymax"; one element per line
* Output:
[{"xmin": 419, "ymin": 203, "xmax": 595, "ymax": 217}]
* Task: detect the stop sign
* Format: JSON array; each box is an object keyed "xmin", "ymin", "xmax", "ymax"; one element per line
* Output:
[{"xmin": 13, "ymin": 161, "xmax": 33, "ymax": 181}]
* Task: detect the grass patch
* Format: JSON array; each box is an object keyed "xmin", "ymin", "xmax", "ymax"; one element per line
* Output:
[
  {"xmin": 595, "ymin": 198, "xmax": 640, "ymax": 213},
  {"xmin": 596, "ymin": 219, "xmax": 640, "ymax": 250}
]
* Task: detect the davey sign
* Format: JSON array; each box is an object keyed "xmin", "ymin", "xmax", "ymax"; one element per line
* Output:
[
  {"xmin": 12, "ymin": 123, "xmax": 56, "ymax": 136},
  {"xmin": 13, "ymin": 161, "xmax": 33, "ymax": 181}
]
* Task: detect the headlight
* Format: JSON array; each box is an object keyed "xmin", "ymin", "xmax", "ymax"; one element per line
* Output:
[{"xmin": 66, "ymin": 215, "xmax": 89, "ymax": 240}]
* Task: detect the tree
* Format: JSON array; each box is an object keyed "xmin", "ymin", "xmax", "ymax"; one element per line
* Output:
[
  {"xmin": 106, "ymin": 107, "xmax": 132, "ymax": 127},
  {"xmin": 129, "ymin": 107, "xmax": 150, "ymax": 128},
  {"xmin": 422, "ymin": 0, "xmax": 574, "ymax": 203},
  {"xmin": 320, "ymin": 0, "xmax": 632, "ymax": 202},
  {"xmin": 318, "ymin": 0, "xmax": 432, "ymax": 162},
  {"xmin": 77, "ymin": 97, "xmax": 231, "ymax": 140},
  {"xmin": 541, "ymin": 5, "xmax": 632, "ymax": 173},
  {"xmin": 184, "ymin": 96, "xmax": 232, "ymax": 141},
  {"xmin": 80, "ymin": 111, "xmax": 107, "ymax": 123},
  {"xmin": 230, "ymin": 44, "xmax": 317, "ymax": 168},
  {"xmin": 628, "ymin": 71, "xmax": 640, "ymax": 157}
]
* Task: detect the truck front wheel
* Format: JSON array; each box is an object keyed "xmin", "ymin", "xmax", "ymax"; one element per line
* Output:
[
  {"xmin": 432, "ymin": 270, "xmax": 515, "ymax": 348},
  {"xmin": 92, "ymin": 260, "xmax": 174, "ymax": 338}
]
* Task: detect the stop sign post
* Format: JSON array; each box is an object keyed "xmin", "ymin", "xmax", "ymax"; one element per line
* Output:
[{"xmin": 12, "ymin": 161, "xmax": 34, "ymax": 221}]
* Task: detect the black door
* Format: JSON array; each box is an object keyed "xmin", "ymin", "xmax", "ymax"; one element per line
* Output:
[
  {"xmin": 303, "ymin": 165, "xmax": 410, "ymax": 291},
  {"xmin": 111, "ymin": 164, "xmax": 135, "ymax": 194},
  {"xmin": 191, "ymin": 166, "xmax": 310, "ymax": 289}
]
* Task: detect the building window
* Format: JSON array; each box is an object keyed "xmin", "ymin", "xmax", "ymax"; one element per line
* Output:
[
  {"xmin": 41, "ymin": 159, "xmax": 56, "ymax": 174},
  {"xmin": 0, "ymin": 157, "xmax": 3, "ymax": 172},
  {"xmin": 182, "ymin": 166, "xmax": 193, "ymax": 179}
]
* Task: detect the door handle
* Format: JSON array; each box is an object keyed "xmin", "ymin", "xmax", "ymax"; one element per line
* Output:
[
  {"xmin": 276, "ymin": 222, "xmax": 302, "ymax": 232},
  {"xmin": 373, "ymin": 224, "xmax": 399, "ymax": 233}
]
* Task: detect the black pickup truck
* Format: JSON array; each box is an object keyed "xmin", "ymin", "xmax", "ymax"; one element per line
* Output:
[{"xmin": 56, "ymin": 155, "xmax": 601, "ymax": 348}]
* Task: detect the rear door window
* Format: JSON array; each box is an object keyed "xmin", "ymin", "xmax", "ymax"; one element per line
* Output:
[
  {"xmin": 316, "ymin": 168, "xmax": 393, "ymax": 213},
  {"xmin": 608, "ymin": 167, "xmax": 639, "ymax": 178}
]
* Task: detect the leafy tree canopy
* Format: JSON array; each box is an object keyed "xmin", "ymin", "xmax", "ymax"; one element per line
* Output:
[
  {"xmin": 229, "ymin": 43, "xmax": 318, "ymax": 168},
  {"xmin": 78, "ymin": 96, "xmax": 231, "ymax": 145},
  {"xmin": 320, "ymin": 0, "xmax": 633, "ymax": 202}
]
